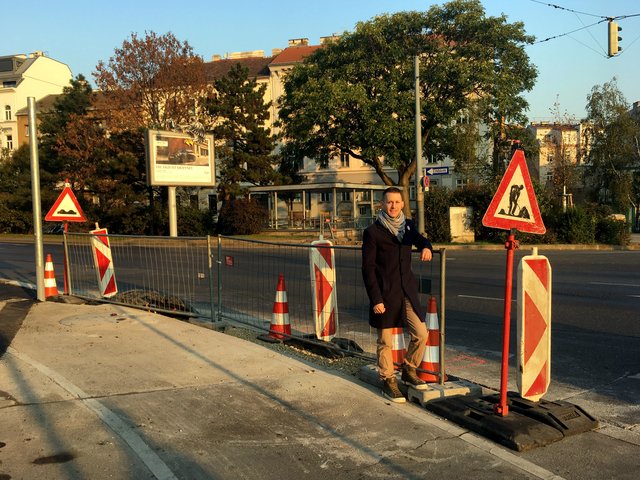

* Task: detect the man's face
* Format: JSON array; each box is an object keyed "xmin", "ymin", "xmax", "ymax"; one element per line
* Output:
[{"xmin": 382, "ymin": 192, "xmax": 404, "ymax": 218}]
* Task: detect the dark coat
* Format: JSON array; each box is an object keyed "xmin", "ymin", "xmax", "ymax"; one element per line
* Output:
[{"xmin": 361, "ymin": 219, "xmax": 432, "ymax": 329}]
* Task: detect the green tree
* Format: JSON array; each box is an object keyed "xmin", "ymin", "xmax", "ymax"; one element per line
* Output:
[
  {"xmin": 206, "ymin": 63, "xmax": 279, "ymax": 202},
  {"xmin": 277, "ymin": 0, "xmax": 536, "ymax": 216},
  {"xmin": 583, "ymin": 78, "xmax": 640, "ymax": 212}
]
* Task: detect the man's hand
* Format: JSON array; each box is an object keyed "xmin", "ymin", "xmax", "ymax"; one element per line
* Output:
[
  {"xmin": 373, "ymin": 303, "xmax": 386, "ymax": 314},
  {"xmin": 420, "ymin": 248, "xmax": 433, "ymax": 262}
]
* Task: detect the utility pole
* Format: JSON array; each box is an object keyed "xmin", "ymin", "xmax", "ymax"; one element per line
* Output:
[{"xmin": 414, "ymin": 56, "xmax": 425, "ymax": 234}]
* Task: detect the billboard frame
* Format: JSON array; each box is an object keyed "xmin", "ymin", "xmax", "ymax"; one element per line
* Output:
[{"xmin": 145, "ymin": 129, "xmax": 216, "ymax": 187}]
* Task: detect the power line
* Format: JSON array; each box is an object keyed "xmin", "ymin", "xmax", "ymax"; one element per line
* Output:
[
  {"xmin": 527, "ymin": 0, "xmax": 607, "ymax": 19},
  {"xmin": 533, "ymin": 19, "xmax": 607, "ymax": 44}
]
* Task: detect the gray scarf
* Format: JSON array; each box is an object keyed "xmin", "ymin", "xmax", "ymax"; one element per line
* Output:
[{"xmin": 378, "ymin": 210, "xmax": 406, "ymax": 242}]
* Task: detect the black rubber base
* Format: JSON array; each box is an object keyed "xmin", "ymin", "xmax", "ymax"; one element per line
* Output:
[{"xmin": 425, "ymin": 392, "xmax": 598, "ymax": 452}]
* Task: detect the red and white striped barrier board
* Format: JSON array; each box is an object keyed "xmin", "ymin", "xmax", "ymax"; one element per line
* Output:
[
  {"xmin": 90, "ymin": 228, "xmax": 118, "ymax": 298},
  {"xmin": 517, "ymin": 253, "xmax": 552, "ymax": 402},
  {"xmin": 309, "ymin": 239, "xmax": 338, "ymax": 341}
]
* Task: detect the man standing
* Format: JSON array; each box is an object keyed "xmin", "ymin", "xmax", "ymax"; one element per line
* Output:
[{"xmin": 362, "ymin": 187, "xmax": 433, "ymax": 403}]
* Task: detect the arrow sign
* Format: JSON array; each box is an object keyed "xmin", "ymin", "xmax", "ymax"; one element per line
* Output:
[
  {"xmin": 45, "ymin": 185, "xmax": 86, "ymax": 223},
  {"xmin": 482, "ymin": 150, "xmax": 545, "ymax": 234},
  {"xmin": 426, "ymin": 166, "xmax": 449, "ymax": 176}
]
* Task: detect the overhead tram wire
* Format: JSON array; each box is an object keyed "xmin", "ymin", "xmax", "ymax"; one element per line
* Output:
[{"xmin": 527, "ymin": 1, "xmax": 640, "ymax": 57}]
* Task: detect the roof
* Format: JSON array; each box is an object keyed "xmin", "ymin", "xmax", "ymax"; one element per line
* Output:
[
  {"xmin": 248, "ymin": 182, "xmax": 391, "ymax": 193},
  {"xmin": 270, "ymin": 45, "xmax": 323, "ymax": 66},
  {"xmin": 14, "ymin": 94, "xmax": 60, "ymax": 116},
  {"xmin": 204, "ymin": 56, "xmax": 272, "ymax": 82}
]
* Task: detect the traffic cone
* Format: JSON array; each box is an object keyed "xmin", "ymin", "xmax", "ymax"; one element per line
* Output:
[
  {"xmin": 418, "ymin": 296, "xmax": 447, "ymax": 382},
  {"xmin": 44, "ymin": 254, "xmax": 59, "ymax": 298},
  {"xmin": 267, "ymin": 274, "xmax": 292, "ymax": 340},
  {"xmin": 391, "ymin": 327, "xmax": 406, "ymax": 370}
]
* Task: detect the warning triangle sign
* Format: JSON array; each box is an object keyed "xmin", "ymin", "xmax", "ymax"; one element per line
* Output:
[
  {"xmin": 45, "ymin": 185, "xmax": 87, "ymax": 222},
  {"xmin": 482, "ymin": 149, "xmax": 545, "ymax": 234}
]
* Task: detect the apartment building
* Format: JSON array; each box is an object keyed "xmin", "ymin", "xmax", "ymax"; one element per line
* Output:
[
  {"xmin": 527, "ymin": 121, "xmax": 589, "ymax": 186},
  {"xmin": 0, "ymin": 52, "xmax": 72, "ymax": 154}
]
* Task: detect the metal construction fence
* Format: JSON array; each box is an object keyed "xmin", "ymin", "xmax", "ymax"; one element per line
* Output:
[{"xmin": 64, "ymin": 233, "xmax": 447, "ymax": 365}]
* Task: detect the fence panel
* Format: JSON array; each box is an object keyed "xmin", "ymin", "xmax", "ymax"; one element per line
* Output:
[{"xmin": 64, "ymin": 233, "xmax": 444, "ymax": 362}]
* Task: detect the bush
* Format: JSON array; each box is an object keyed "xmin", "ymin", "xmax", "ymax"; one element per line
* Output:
[
  {"xmin": 553, "ymin": 206, "xmax": 596, "ymax": 244},
  {"xmin": 596, "ymin": 217, "xmax": 630, "ymax": 245},
  {"xmin": 177, "ymin": 205, "xmax": 215, "ymax": 237},
  {"xmin": 423, "ymin": 186, "xmax": 452, "ymax": 242},
  {"xmin": 216, "ymin": 198, "xmax": 268, "ymax": 235}
]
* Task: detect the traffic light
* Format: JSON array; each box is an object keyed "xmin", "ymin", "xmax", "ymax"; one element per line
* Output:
[{"xmin": 608, "ymin": 20, "xmax": 622, "ymax": 57}]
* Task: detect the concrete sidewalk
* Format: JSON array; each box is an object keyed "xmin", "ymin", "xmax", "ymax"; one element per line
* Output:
[{"xmin": 1, "ymin": 290, "xmax": 639, "ymax": 479}]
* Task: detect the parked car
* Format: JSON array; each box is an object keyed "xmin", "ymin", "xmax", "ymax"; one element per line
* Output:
[{"xmin": 169, "ymin": 149, "xmax": 196, "ymax": 164}]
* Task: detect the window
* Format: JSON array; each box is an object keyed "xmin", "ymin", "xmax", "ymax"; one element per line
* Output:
[
  {"xmin": 340, "ymin": 152, "xmax": 350, "ymax": 168},
  {"xmin": 546, "ymin": 171, "xmax": 553, "ymax": 183},
  {"xmin": 456, "ymin": 178, "xmax": 469, "ymax": 189},
  {"xmin": 4, "ymin": 105, "xmax": 11, "ymax": 121},
  {"xmin": 339, "ymin": 191, "xmax": 351, "ymax": 201},
  {"xmin": 6, "ymin": 135, "xmax": 13, "ymax": 150},
  {"xmin": 546, "ymin": 154, "xmax": 554, "ymax": 164},
  {"xmin": 320, "ymin": 192, "xmax": 332, "ymax": 202},
  {"xmin": 409, "ymin": 185, "xmax": 416, "ymax": 201}
]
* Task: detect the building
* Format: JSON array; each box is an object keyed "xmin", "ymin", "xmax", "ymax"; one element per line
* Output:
[
  {"xmin": 202, "ymin": 37, "xmax": 463, "ymax": 228},
  {"xmin": 0, "ymin": 52, "xmax": 72, "ymax": 155},
  {"xmin": 527, "ymin": 121, "xmax": 589, "ymax": 186}
]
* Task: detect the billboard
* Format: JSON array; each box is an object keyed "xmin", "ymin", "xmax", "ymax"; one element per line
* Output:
[{"xmin": 145, "ymin": 129, "xmax": 216, "ymax": 187}]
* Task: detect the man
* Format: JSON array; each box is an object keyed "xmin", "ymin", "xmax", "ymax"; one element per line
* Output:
[{"xmin": 361, "ymin": 187, "xmax": 433, "ymax": 403}]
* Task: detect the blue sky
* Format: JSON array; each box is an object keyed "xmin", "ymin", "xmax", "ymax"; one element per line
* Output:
[{"xmin": 6, "ymin": 1, "xmax": 639, "ymax": 121}]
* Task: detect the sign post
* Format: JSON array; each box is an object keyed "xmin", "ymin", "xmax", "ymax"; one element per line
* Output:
[
  {"xmin": 482, "ymin": 148, "xmax": 546, "ymax": 417},
  {"xmin": 44, "ymin": 180, "xmax": 87, "ymax": 294}
]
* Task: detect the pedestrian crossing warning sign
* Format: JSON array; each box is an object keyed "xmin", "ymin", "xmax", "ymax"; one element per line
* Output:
[
  {"xmin": 482, "ymin": 149, "xmax": 545, "ymax": 234},
  {"xmin": 45, "ymin": 184, "xmax": 86, "ymax": 222}
]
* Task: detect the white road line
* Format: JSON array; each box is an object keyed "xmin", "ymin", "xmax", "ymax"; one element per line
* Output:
[
  {"xmin": 7, "ymin": 347, "xmax": 178, "ymax": 480},
  {"xmin": 458, "ymin": 294, "xmax": 515, "ymax": 302},
  {"xmin": 590, "ymin": 281, "xmax": 640, "ymax": 287}
]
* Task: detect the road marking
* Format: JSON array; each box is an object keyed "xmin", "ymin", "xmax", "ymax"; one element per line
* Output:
[
  {"xmin": 590, "ymin": 281, "xmax": 640, "ymax": 287},
  {"xmin": 8, "ymin": 347, "xmax": 178, "ymax": 480},
  {"xmin": 458, "ymin": 294, "xmax": 515, "ymax": 302},
  {"xmin": 629, "ymin": 373, "xmax": 640, "ymax": 380}
]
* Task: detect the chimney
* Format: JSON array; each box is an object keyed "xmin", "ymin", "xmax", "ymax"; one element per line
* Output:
[{"xmin": 288, "ymin": 38, "xmax": 309, "ymax": 47}]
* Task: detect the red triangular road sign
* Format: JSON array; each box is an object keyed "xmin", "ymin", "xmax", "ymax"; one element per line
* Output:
[
  {"xmin": 45, "ymin": 185, "xmax": 86, "ymax": 222},
  {"xmin": 482, "ymin": 149, "xmax": 545, "ymax": 234}
]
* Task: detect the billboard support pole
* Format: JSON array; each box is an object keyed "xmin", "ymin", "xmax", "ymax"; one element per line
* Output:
[{"xmin": 168, "ymin": 186, "xmax": 177, "ymax": 237}]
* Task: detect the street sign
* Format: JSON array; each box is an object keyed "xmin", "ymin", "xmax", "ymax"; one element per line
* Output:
[
  {"xmin": 45, "ymin": 184, "xmax": 86, "ymax": 222},
  {"xmin": 425, "ymin": 166, "xmax": 449, "ymax": 176},
  {"xmin": 422, "ymin": 175, "xmax": 430, "ymax": 191},
  {"xmin": 517, "ymin": 253, "xmax": 552, "ymax": 402},
  {"xmin": 482, "ymin": 149, "xmax": 545, "ymax": 234}
]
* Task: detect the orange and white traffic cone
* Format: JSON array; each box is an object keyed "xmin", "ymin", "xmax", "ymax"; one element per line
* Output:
[
  {"xmin": 418, "ymin": 296, "xmax": 447, "ymax": 382},
  {"xmin": 267, "ymin": 274, "xmax": 292, "ymax": 340},
  {"xmin": 44, "ymin": 254, "xmax": 59, "ymax": 298},
  {"xmin": 391, "ymin": 327, "xmax": 406, "ymax": 370}
]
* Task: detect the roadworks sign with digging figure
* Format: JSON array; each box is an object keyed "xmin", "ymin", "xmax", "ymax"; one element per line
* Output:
[{"xmin": 482, "ymin": 149, "xmax": 545, "ymax": 234}]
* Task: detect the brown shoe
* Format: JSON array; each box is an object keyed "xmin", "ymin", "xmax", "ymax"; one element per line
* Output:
[
  {"xmin": 382, "ymin": 377, "xmax": 406, "ymax": 403},
  {"xmin": 401, "ymin": 366, "xmax": 428, "ymax": 390}
]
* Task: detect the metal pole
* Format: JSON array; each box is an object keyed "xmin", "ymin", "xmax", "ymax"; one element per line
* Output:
[
  {"xmin": 63, "ymin": 228, "xmax": 73, "ymax": 295},
  {"xmin": 217, "ymin": 235, "xmax": 223, "ymax": 322},
  {"xmin": 28, "ymin": 97, "xmax": 45, "ymax": 301},
  {"xmin": 439, "ymin": 248, "xmax": 446, "ymax": 385},
  {"xmin": 168, "ymin": 186, "xmax": 177, "ymax": 237},
  {"xmin": 414, "ymin": 56, "xmax": 425, "ymax": 234},
  {"xmin": 207, "ymin": 235, "xmax": 216, "ymax": 323},
  {"xmin": 495, "ymin": 230, "xmax": 518, "ymax": 416}
]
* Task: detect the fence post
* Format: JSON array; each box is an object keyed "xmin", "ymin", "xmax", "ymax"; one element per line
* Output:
[
  {"xmin": 217, "ymin": 235, "xmax": 223, "ymax": 322},
  {"xmin": 207, "ymin": 235, "xmax": 216, "ymax": 323},
  {"xmin": 439, "ymin": 248, "xmax": 446, "ymax": 385}
]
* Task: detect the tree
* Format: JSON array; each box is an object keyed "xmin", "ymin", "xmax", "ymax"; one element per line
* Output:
[
  {"xmin": 206, "ymin": 63, "xmax": 279, "ymax": 202},
  {"xmin": 277, "ymin": 0, "xmax": 536, "ymax": 216},
  {"xmin": 93, "ymin": 31, "xmax": 208, "ymax": 131},
  {"xmin": 583, "ymin": 78, "xmax": 640, "ymax": 212}
]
